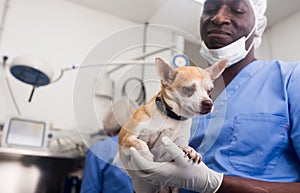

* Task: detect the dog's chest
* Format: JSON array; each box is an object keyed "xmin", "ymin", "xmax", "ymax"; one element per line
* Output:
[{"xmin": 137, "ymin": 107, "xmax": 192, "ymax": 161}]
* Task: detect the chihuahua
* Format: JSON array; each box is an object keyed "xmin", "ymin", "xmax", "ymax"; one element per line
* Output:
[{"xmin": 118, "ymin": 57, "xmax": 227, "ymax": 193}]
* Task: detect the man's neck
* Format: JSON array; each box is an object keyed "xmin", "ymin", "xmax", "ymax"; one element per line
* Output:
[{"xmin": 211, "ymin": 51, "xmax": 256, "ymax": 100}]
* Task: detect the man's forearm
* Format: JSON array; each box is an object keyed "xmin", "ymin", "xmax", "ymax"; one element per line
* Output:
[{"xmin": 217, "ymin": 175, "xmax": 300, "ymax": 193}]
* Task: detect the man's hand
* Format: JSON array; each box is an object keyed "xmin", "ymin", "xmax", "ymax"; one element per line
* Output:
[{"xmin": 123, "ymin": 136, "xmax": 223, "ymax": 193}]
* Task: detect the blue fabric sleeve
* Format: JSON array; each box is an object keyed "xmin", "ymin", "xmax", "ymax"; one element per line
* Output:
[
  {"xmin": 80, "ymin": 136, "xmax": 134, "ymax": 193},
  {"xmin": 80, "ymin": 150, "xmax": 103, "ymax": 193},
  {"xmin": 287, "ymin": 63, "xmax": 300, "ymax": 160}
]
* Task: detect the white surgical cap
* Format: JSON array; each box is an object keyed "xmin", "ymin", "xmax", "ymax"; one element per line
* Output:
[
  {"xmin": 102, "ymin": 98, "xmax": 137, "ymax": 135},
  {"xmin": 248, "ymin": 0, "xmax": 268, "ymax": 48}
]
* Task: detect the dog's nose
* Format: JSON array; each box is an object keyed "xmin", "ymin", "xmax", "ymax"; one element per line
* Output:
[
  {"xmin": 200, "ymin": 99, "xmax": 213, "ymax": 114},
  {"xmin": 202, "ymin": 99, "xmax": 213, "ymax": 109}
]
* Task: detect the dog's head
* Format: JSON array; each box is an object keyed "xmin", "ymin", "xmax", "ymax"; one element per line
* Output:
[{"xmin": 155, "ymin": 57, "xmax": 227, "ymax": 118}]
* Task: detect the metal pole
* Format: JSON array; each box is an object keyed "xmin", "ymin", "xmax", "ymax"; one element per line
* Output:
[{"xmin": 0, "ymin": 0, "xmax": 10, "ymax": 50}]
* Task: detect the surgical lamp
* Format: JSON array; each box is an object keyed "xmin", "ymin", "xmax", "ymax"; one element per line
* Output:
[
  {"xmin": 2, "ymin": 55, "xmax": 157, "ymax": 104},
  {"xmin": 8, "ymin": 55, "xmax": 54, "ymax": 102}
]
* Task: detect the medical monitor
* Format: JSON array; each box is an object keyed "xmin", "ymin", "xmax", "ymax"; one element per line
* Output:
[{"xmin": 1, "ymin": 116, "xmax": 50, "ymax": 149}]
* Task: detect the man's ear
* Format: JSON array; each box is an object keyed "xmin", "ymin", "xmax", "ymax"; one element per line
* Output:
[
  {"xmin": 155, "ymin": 57, "xmax": 177, "ymax": 86},
  {"xmin": 205, "ymin": 59, "xmax": 228, "ymax": 81}
]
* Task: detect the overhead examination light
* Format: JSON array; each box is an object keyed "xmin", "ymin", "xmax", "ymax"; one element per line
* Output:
[
  {"xmin": 10, "ymin": 55, "xmax": 54, "ymax": 86},
  {"xmin": 9, "ymin": 55, "xmax": 55, "ymax": 102},
  {"xmin": 5, "ymin": 54, "xmax": 156, "ymax": 103}
]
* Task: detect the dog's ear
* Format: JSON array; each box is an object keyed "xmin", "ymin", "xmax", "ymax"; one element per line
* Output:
[
  {"xmin": 205, "ymin": 59, "xmax": 227, "ymax": 81},
  {"xmin": 155, "ymin": 57, "xmax": 177, "ymax": 85}
]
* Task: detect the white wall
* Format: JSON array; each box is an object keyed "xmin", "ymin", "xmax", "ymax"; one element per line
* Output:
[
  {"xmin": 5, "ymin": 0, "xmax": 294, "ymax": 135},
  {"xmin": 256, "ymin": 10, "xmax": 300, "ymax": 62},
  {"xmin": 0, "ymin": 0, "xmax": 181, "ymax": 136},
  {"xmin": 0, "ymin": 0, "xmax": 139, "ymax": 131}
]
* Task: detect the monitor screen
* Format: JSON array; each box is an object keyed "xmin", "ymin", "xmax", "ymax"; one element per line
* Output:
[{"xmin": 5, "ymin": 117, "xmax": 46, "ymax": 148}]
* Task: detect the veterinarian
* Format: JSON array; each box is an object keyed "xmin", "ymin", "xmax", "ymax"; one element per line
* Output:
[
  {"xmin": 80, "ymin": 99, "xmax": 136, "ymax": 193},
  {"xmin": 122, "ymin": 0, "xmax": 300, "ymax": 192}
]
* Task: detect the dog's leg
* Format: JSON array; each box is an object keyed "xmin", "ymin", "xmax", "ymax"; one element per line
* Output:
[
  {"xmin": 120, "ymin": 134, "xmax": 158, "ymax": 193},
  {"xmin": 182, "ymin": 146, "xmax": 202, "ymax": 164},
  {"xmin": 122, "ymin": 135, "xmax": 155, "ymax": 161}
]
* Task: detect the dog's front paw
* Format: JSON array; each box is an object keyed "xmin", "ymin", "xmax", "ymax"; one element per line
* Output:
[{"xmin": 182, "ymin": 146, "xmax": 202, "ymax": 164}]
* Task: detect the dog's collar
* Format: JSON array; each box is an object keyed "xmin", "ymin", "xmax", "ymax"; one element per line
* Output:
[{"xmin": 155, "ymin": 96, "xmax": 188, "ymax": 121}]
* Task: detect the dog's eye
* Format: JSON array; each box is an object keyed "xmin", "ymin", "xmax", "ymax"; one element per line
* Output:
[
  {"xmin": 207, "ymin": 88, "xmax": 213, "ymax": 97},
  {"xmin": 182, "ymin": 87, "xmax": 194, "ymax": 94}
]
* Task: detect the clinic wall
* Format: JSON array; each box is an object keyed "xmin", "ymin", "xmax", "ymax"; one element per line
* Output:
[
  {"xmin": 0, "ymin": 0, "xmax": 139, "ymax": 131},
  {"xmin": 6, "ymin": 0, "xmax": 296, "ymax": 134},
  {"xmin": 256, "ymin": 10, "xmax": 300, "ymax": 62}
]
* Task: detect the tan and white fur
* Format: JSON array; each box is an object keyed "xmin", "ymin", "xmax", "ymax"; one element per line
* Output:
[{"xmin": 118, "ymin": 58, "xmax": 227, "ymax": 193}]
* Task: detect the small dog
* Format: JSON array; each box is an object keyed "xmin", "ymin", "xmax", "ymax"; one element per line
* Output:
[{"xmin": 118, "ymin": 57, "xmax": 227, "ymax": 193}]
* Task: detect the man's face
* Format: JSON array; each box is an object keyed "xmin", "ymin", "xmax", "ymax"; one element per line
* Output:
[{"xmin": 200, "ymin": 0, "xmax": 255, "ymax": 49}]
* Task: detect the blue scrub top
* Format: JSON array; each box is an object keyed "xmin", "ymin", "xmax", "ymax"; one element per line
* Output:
[
  {"xmin": 181, "ymin": 60, "xmax": 300, "ymax": 193},
  {"xmin": 80, "ymin": 135, "xmax": 134, "ymax": 193}
]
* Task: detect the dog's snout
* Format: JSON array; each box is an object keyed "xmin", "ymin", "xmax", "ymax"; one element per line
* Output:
[
  {"xmin": 202, "ymin": 100, "xmax": 213, "ymax": 108},
  {"xmin": 200, "ymin": 100, "xmax": 213, "ymax": 114}
]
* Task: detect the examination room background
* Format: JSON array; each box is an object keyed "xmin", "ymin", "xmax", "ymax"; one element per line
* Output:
[{"xmin": 0, "ymin": 0, "xmax": 300, "ymax": 144}]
